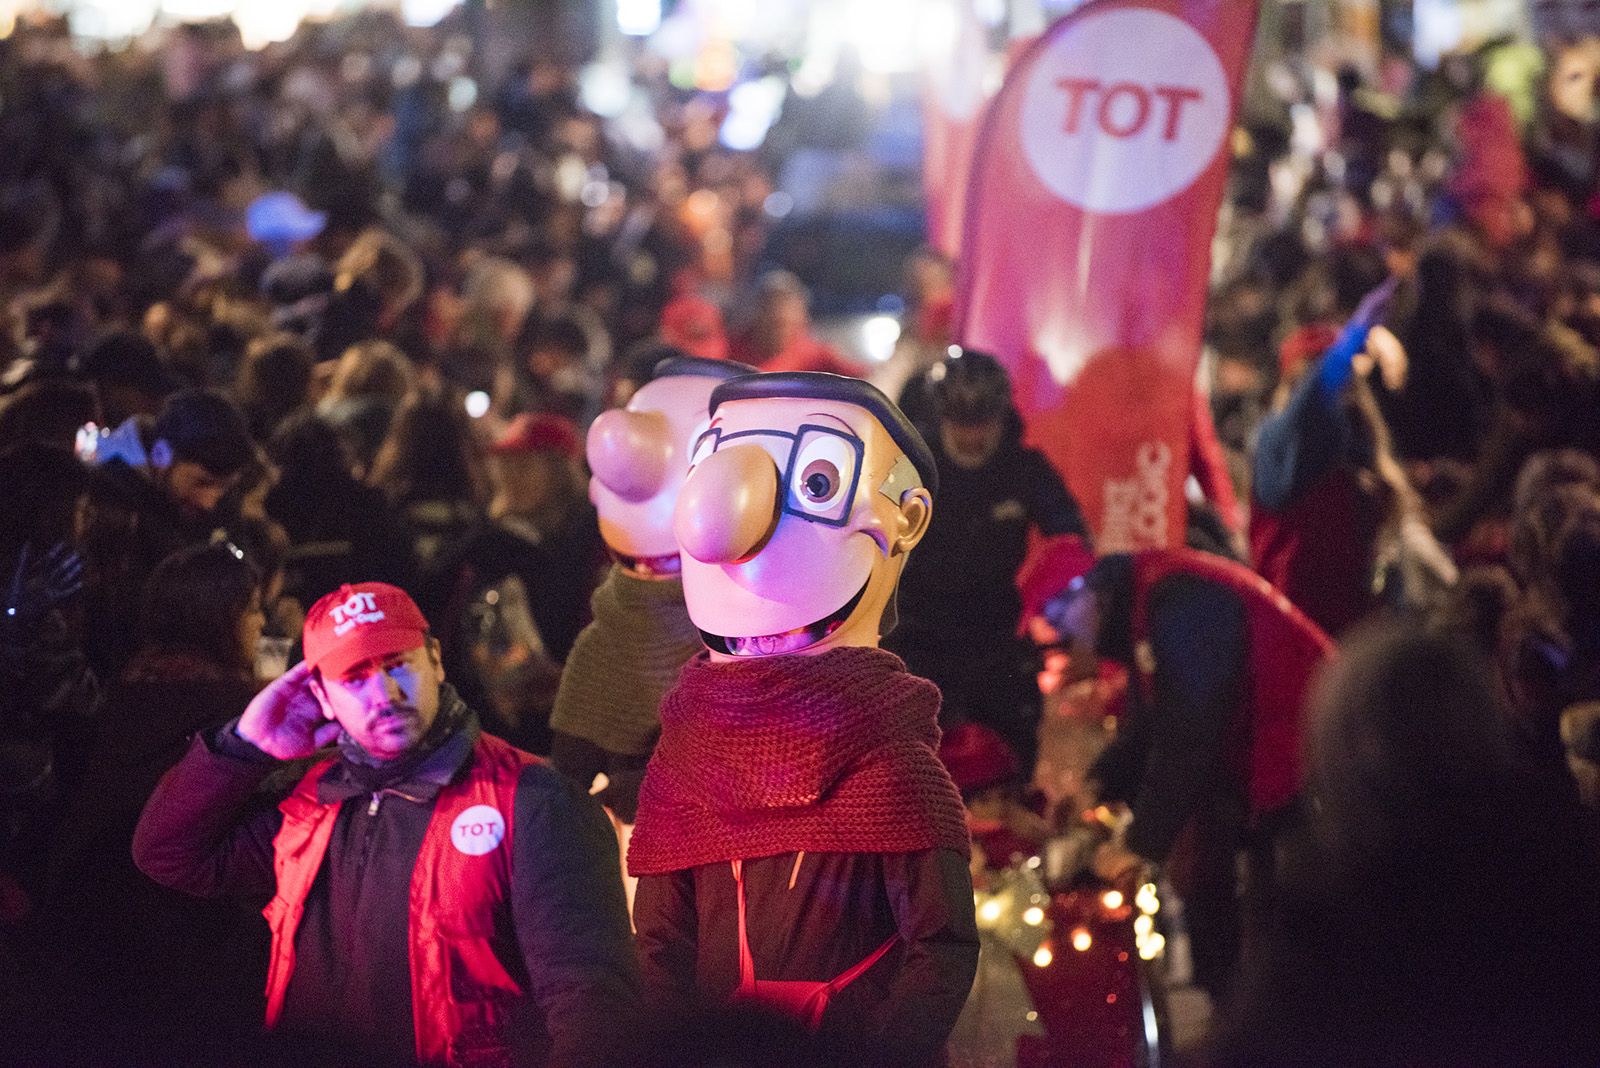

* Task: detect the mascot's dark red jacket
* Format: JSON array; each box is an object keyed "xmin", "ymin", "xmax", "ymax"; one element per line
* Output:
[
  {"xmin": 134, "ymin": 694, "xmax": 638, "ymax": 1067},
  {"xmin": 629, "ymin": 647, "xmax": 979, "ymax": 1067},
  {"xmin": 1081, "ymin": 549, "xmax": 1334, "ymax": 864}
]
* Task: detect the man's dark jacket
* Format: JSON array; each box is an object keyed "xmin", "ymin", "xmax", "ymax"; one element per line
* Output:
[
  {"xmin": 633, "ymin": 849, "xmax": 976, "ymax": 1067},
  {"xmin": 894, "ymin": 432, "xmax": 1087, "ymax": 640}
]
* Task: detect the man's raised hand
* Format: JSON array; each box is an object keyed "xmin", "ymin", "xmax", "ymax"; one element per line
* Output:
[{"xmin": 237, "ymin": 661, "xmax": 341, "ymax": 760}]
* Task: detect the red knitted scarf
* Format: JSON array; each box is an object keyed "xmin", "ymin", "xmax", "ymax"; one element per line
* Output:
[{"xmin": 628, "ymin": 647, "xmax": 970, "ymax": 875}]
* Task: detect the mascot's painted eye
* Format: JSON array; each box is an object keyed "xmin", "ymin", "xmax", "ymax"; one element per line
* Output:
[
  {"xmin": 802, "ymin": 460, "xmax": 840, "ymax": 503},
  {"xmin": 791, "ymin": 431, "xmax": 856, "ymax": 516}
]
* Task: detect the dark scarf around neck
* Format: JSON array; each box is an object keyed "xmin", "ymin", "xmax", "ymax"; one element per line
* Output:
[{"xmin": 628, "ymin": 646, "xmax": 970, "ymax": 875}]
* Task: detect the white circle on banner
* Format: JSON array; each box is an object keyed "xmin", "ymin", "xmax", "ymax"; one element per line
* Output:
[
  {"xmin": 450, "ymin": 804, "xmax": 507, "ymax": 856},
  {"xmin": 1018, "ymin": 8, "xmax": 1230, "ymax": 214}
]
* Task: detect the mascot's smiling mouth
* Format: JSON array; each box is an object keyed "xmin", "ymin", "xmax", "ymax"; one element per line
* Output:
[
  {"xmin": 701, "ymin": 581, "xmax": 868, "ymax": 657},
  {"xmin": 614, "ymin": 551, "xmax": 683, "ymax": 579}
]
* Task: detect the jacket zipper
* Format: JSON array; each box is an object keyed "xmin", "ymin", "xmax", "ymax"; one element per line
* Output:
[{"xmin": 341, "ymin": 792, "xmax": 384, "ymax": 963}]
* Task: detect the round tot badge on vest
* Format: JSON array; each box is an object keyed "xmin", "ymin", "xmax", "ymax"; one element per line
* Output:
[{"xmin": 451, "ymin": 804, "xmax": 507, "ymax": 856}]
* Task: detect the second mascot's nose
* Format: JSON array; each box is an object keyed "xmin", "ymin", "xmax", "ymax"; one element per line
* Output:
[
  {"xmin": 674, "ymin": 444, "xmax": 780, "ymax": 564},
  {"xmin": 587, "ymin": 408, "xmax": 671, "ymax": 502}
]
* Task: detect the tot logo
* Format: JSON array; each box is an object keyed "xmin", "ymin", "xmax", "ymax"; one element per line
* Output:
[
  {"xmin": 329, "ymin": 591, "xmax": 385, "ymax": 636},
  {"xmin": 1100, "ymin": 441, "xmax": 1172, "ymax": 552},
  {"xmin": 1019, "ymin": 9, "xmax": 1230, "ymax": 214},
  {"xmin": 451, "ymin": 805, "xmax": 507, "ymax": 856}
]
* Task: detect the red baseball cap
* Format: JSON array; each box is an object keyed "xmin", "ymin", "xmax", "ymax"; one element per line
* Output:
[
  {"xmin": 303, "ymin": 582, "xmax": 430, "ymax": 680},
  {"xmin": 1016, "ymin": 535, "xmax": 1098, "ymax": 635},
  {"xmin": 1278, "ymin": 324, "xmax": 1339, "ymax": 380}
]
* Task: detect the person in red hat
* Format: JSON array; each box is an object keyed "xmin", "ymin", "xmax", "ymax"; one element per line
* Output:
[
  {"xmin": 938, "ymin": 722, "xmax": 1048, "ymax": 874},
  {"xmin": 419, "ymin": 411, "xmax": 606, "ymax": 753},
  {"xmin": 133, "ymin": 581, "xmax": 639, "ymax": 1066},
  {"xmin": 1038, "ymin": 546, "xmax": 1333, "ymax": 1003}
]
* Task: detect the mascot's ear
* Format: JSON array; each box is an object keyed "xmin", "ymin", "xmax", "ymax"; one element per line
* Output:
[{"xmin": 891, "ymin": 487, "xmax": 932, "ymax": 556}]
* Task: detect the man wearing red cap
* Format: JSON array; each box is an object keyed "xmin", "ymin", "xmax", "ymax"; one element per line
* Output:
[{"xmin": 134, "ymin": 582, "xmax": 639, "ymax": 1066}]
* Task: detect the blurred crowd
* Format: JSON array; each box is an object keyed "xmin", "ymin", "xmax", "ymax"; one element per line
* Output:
[
  {"xmin": 1204, "ymin": 28, "xmax": 1600, "ymax": 794},
  {"xmin": 3, "ymin": 4, "xmax": 1600, "ymax": 1066}
]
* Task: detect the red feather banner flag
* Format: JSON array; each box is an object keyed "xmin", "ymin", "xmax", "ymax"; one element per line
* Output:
[
  {"xmin": 954, "ymin": 0, "xmax": 1258, "ymax": 550},
  {"xmin": 921, "ymin": 0, "xmax": 996, "ymax": 259}
]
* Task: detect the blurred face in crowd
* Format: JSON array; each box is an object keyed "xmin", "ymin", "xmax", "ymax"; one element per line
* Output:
[
  {"xmin": 492, "ymin": 451, "xmax": 583, "ymax": 530},
  {"xmin": 1548, "ymin": 40, "xmax": 1600, "ymax": 124},
  {"xmin": 158, "ymin": 455, "xmax": 239, "ymax": 519},
  {"xmin": 312, "ymin": 642, "xmax": 444, "ymax": 761},
  {"xmin": 531, "ymin": 255, "xmax": 578, "ymax": 307},
  {"xmin": 941, "ymin": 417, "xmax": 1005, "ymax": 470},
  {"xmin": 466, "ymin": 108, "xmax": 499, "ymax": 149},
  {"xmin": 757, "ymin": 292, "xmax": 808, "ymax": 356},
  {"xmin": 527, "ymin": 344, "xmax": 579, "ymax": 381},
  {"xmin": 1054, "ymin": 586, "xmax": 1103, "ymax": 685},
  {"xmin": 907, "ymin": 252, "xmax": 954, "ymax": 305}
]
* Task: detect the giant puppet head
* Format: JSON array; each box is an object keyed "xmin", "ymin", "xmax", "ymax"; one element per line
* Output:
[
  {"xmin": 672, "ymin": 371, "xmax": 938, "ymax": 658},
  {"xmin": 586, "ymin": 353, "xmax": 753, "ymax": 579}
]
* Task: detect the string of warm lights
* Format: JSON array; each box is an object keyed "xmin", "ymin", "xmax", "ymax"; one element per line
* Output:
[{"xmin": 971, "ymin": 854, "xmax": 1167, "ymax": 972}]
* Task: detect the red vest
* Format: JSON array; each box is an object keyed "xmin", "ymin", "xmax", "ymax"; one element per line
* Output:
[
  {"xmin": 1249, "ymin": 467, "xmax": 1386, "ymax": 637},
  {"xmin": 1132, "ymin": 549, "xmax": 1335, "ymax": 819},
  {"xmin": 263, "ymin": 733, "xmax": 537, "ymax": 1065}
]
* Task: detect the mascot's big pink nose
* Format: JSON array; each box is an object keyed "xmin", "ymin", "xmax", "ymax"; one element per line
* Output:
[
  {"xmin": 674, "ymin": 444, "xmax": 779, "ymax": 564},
  {"xmin": 587, "ymin": 409, "xmax": 671, "ymax": 502}
]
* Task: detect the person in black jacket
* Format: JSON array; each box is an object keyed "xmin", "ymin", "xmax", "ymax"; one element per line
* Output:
[
  {"xmin": 133, "ymin": 581, "xmax": 638, "ymax": 1067},
  {"xmin": 1041, "ymin": 548, "xmax": 1333, "ymax": 1002},
  {"xmin": 0, "ymin": 443, "xmax": 97, "ymax": 908},
  {"xmin": 40, "ymin": 542, "xmax": 266, "ymax": 1064},
  {"xmin": 887, "ymin": 350, "xmax": 1089, "ymax": 771}
]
